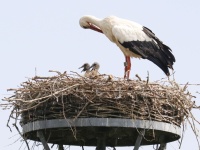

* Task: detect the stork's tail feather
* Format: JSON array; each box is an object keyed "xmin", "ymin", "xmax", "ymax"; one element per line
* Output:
[{"xmin": 147, "ymin": 56, "xmax": 170, "ymax": 76}]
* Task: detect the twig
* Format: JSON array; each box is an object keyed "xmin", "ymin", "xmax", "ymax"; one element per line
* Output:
[
  {"xmin": 73, "ymin": 101, "xmax": 90, "ymax": 121},
  {"xmin": 7, "ymin": 107, "xmax": 15, "ymax": 132},
  {"xmin": 49, "ymin": 70, "xmax": 62, "ymax": 75},
  {"xmin": 13, "ymin": 123, "xmax": 30, "ymax": 150},
  {"xmin": 135, "ymin": 74, "xmax": 142, "ymax": 81},
  {"xmin": 146, "ymin": 71, "xmax": 149, "ymax": 85}
]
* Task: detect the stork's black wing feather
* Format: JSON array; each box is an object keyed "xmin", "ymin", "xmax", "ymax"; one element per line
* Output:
[
  {"xmin": 143, "ymin": 26, "xmax": 176, "ymax": 66},
  {"xmin": 120, "ymin": 27, "xmax": 176, "ymax": 75}
]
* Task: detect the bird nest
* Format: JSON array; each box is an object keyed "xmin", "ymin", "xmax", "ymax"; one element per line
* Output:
[{"xmin": 4, "ymin": 70, "xmax": 194, "ymax": 127}]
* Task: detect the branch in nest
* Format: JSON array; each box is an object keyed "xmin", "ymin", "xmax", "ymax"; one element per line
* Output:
[{"xmin": 135, "ymin": 74, "xmax": 142, "ymax": 81}]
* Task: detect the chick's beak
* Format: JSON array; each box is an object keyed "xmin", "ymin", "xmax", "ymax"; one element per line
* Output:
[{"xmin": 78, "ymin": 65, "xmax": 84, "ymax": 72}]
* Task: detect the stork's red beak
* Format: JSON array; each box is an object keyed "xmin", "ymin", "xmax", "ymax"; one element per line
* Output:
[{"xmin": 89, "ymin": 23, "xmax": 103, "ymax": 33}]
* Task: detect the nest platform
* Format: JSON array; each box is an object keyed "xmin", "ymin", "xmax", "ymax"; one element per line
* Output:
[
  {"xmin": 22, "ymin": 118, "xmax": 181, "ymax": 147},
  {"xmin": 4, "ymin": 71, "xmax": 194, "ymax": 149}
]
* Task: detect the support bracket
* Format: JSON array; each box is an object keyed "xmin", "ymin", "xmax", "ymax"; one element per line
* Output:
[
  {"xmin": 37, "ymin": 130, "xmax": 50, "ymax": 150},
  {"xmin": 133, "ymin": 129, "xmax": 145, "ymax": 150},
  {"xmin": 96, "ymin": 133, "xmax": 106, "ymax": 150}
]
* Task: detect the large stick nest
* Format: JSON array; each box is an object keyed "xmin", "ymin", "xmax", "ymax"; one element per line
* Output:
[{"xmin": 4, "ymin": 70, "xmax": 195, "ymax": 127}]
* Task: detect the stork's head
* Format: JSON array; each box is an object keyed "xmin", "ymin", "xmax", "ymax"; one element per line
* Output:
[
  {"xmin": 79, "ymin": 15, "xmax": 103, "ymax": 33},
  {"xmin": 90, "ymin": 62, "xmax": 100, "ymax": 71},
  {"xmin": 79, "ymin": 16, "xmax": 90, "ymax": 29},
  {"xmin": 79, "ymin": 63, "xmax": 90, "ymax": 72}
]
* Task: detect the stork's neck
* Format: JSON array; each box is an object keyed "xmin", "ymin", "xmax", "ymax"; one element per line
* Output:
[{"xmin": 86, "ymin": 70, "xmax": 90, "ymax": 73}]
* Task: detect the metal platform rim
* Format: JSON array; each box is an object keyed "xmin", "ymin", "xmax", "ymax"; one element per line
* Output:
[{"xmin": 22, "ymin": 118, "xmax": 181, "ymax": 136}]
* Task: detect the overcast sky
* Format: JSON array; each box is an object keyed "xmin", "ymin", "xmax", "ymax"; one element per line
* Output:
[{"xmin": 1, "ymin": 1, "xmax": 200, "ymax": 150}]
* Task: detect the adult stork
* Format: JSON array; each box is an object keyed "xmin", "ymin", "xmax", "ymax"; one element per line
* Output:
[{"xmin": 79, "ymin": 15, "xmax": 176, "ymax": 79}]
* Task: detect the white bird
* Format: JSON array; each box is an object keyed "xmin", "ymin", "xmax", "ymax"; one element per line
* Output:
[
  {"xmin": 79, "ymin": 63, "xmax": 91, "ymax": 77},
  {"xmin": 90, "ymin": 62, "xmax": 100, "ymax": 76},
  {"xmin": 79, "ymin": 15, "xmax": 176, "ymax": 79}
]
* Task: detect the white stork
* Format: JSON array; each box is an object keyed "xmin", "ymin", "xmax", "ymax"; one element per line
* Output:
[
  {"xmin": 79, "ymin": 63, "xmax": 91, "ymax": 77},
  {"xmin": 90, "ymin": 62, "xmax": 100, "ymax": 76},
  {"xmin": 79, "ymin": 15, "xmax": 176, "ymax": 79}
]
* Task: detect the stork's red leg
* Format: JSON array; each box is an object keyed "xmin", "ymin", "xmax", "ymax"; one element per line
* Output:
[{"xmin": 124, "ymin": 56, "xmax": 131, "ymax": 79}]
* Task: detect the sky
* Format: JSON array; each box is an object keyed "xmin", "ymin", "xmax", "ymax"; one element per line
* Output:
[{"xmin": 0, "ymin": 0, "xmax": 200, "ymax": 150}]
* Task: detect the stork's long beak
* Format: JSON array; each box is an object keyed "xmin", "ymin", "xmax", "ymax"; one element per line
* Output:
[
  {"xmin": 78, "ymin": 65, "xmax": 83, "ymax": 69},
  {"xmin": 78, "ymin": 65, "xmax": 84, "ymax": 72},
  {"xmin": 89, "ymin": 64, "xmax": 94, "ymax": 70},
  {"xmin": 89, "ymin": 24, "xmax": 103, "ymax": 33}
]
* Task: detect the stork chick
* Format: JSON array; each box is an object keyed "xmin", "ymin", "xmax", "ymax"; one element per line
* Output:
[
  {"xmin": 90, "ymin": 62, "xmax": 100, "ymax": 77},
  {"xmin": 79, "ymin": 63, "xmax": 91, "ymax": 77}
]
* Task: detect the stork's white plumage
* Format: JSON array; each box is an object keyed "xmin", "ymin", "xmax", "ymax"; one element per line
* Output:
[{"xmin": 79, "ymin": 15, "xmax": 176, "ymax": 79}]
